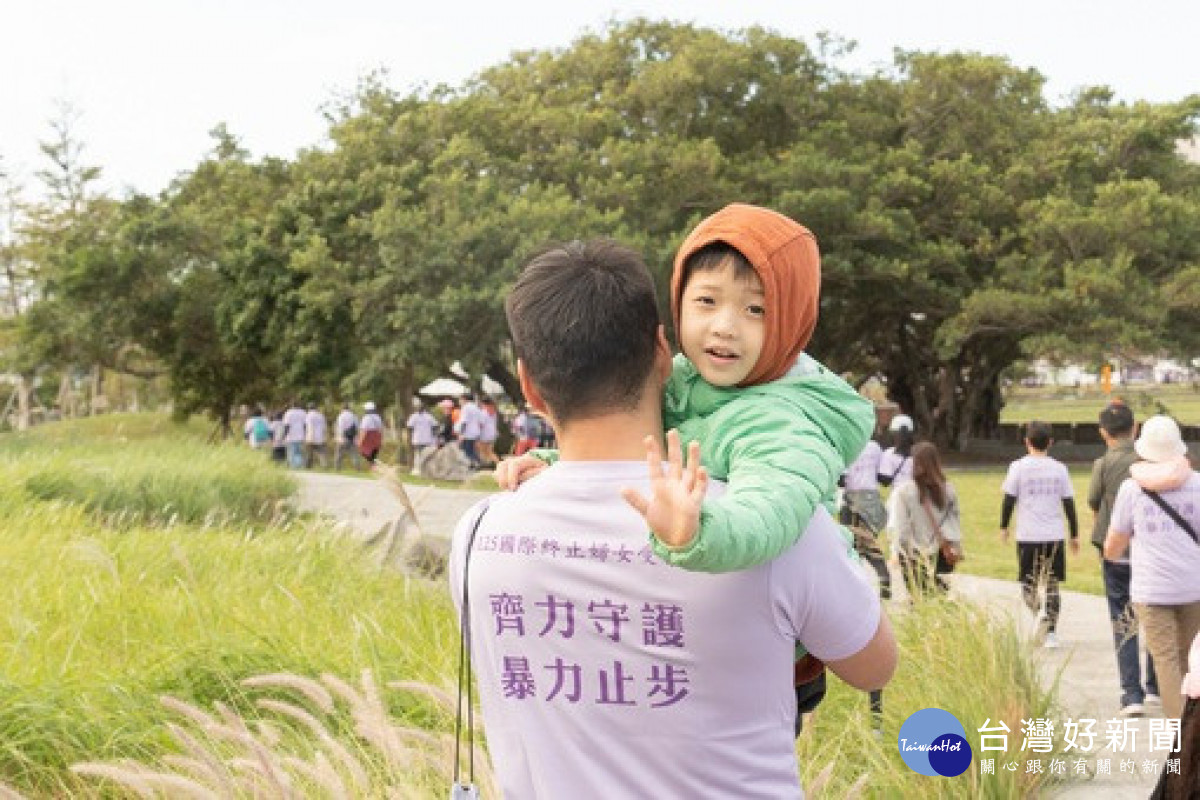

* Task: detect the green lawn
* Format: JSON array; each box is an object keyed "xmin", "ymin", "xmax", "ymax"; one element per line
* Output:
[{"xmin": 1001, "ymin": 384, "xmax": 1200, "ymax": 425}]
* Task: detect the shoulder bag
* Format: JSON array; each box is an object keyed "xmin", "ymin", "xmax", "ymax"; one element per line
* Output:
[{"xmin": 922, "ymin": 493, "xmax": 964, "ymax": 570}]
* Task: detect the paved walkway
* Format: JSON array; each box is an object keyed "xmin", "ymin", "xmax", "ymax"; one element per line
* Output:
[{"xmin": 294, "ymin": 472, "xmax": 1175, "ymax": 798}]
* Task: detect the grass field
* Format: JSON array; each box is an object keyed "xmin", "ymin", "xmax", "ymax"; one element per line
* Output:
[
  {"xmin": 933, "ymin": 467, "xmax": 1104, "ymax": 596},
  {"xmin": 1000, "ymin": 384, "xmax": 1200, "ymax": 425},
  {"xmin": 0, "ymin": 413, "xmax": 1065, "ymax": 797}
]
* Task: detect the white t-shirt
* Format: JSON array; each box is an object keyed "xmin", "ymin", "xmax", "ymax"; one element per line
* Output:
[
  {"xmin": 282, "ymin": 407, "xmax": 307, "ymax": 444},
  {"xmin": 480, "ymin": 408, "xmax": 498, "ymax": 442},
  {"xmin": 449, "ymin": 461, "xmax": 880, "ymax": 800},
  {"xmin": 360, "ymin": 412, "xmax": 383, "ymax": 432},
  {"xmin": 459, "ymin": 401, "xmax": 484, "ymax": 440},
  {"xmin": 406, "ymin": 411, "xmax": 438, "ymax": 446},
  {"xmin": 305, "ymin": 410, "xmax": 327, "ymax": 444},
  {"xmin": 335, "ymin": 409, "xmax": 358, "ymax": 440},
  {"xmin": 878, "ymin": 447, "xmax": 913, "ymax": 486},
  {"xmin": 1002, "ymin": 454, "xmax": 1074, "ymax": 542},
  {"xmin": 844, "ymin": 441, "xmax": 883, "ymax": 492},
  {"xmin": 1110, "ymin": 473, "xmax": 1200, "ymax": 605}
]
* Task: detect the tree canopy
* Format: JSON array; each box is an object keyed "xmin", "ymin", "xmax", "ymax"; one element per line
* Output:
[{"xmin": 8, "ymin": 20, "xmax": 1199, "ymax": 445}]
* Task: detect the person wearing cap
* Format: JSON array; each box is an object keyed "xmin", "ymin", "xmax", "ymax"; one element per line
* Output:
[
  {"xmin": 1000, "ymin": 421, "xmax": 1080, "ymax": 649},
  {"xmin": 358, "ymin": 401, "xmax": 385, "ymax": 463},
  {"xmin": 1089, "ymin": 402, "xmax": 1160, "ymax": 716},
  {"xmin": 1105, "ymin": 415, "xmax": 1200, "ymax": 722}
]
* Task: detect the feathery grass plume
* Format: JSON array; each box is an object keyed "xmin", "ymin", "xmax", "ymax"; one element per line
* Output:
[
  {"xmin": 243, "ymin": 673, "xmax": 336, "ymax": 714},
  {"xmin": 71, "ymin": 671, "xmax": 495, "ymax": 797}
]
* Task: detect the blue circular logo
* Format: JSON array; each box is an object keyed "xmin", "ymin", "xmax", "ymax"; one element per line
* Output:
[{"xmin": 897, "ymin": 708, "xmax": 973, "ymax": 777}]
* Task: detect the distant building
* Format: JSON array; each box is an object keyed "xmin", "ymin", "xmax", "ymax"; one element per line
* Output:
[
  {"xmin": 1026, "ymin": 357, "xmax": 1197, "ymax": 388},
  {"xmin": 1179, "ymin": 137, "xmax": 1200, "ymax": 164}
]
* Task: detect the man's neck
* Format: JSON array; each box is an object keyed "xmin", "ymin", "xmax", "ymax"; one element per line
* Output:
[{"xmin": 556, "ymin": 409, "xmax": 665, "ymax": 461}]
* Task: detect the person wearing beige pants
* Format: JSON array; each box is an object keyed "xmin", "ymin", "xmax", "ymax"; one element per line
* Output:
[
  {"xmin": 1104, "ymin": 415, "xmax": 1200, "ymax": 722},
  {"xmin": 1134, "ymin": 604, "xmax": 1200, "ymax": 720}
]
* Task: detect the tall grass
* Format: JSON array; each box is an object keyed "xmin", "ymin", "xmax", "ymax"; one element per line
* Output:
[
  {"xmin": 798, "ymin": 598, "xmax": 1061, "ymax": 798},
  {"xmin": 1, "ymin": 414, "xmax": 293, "ymax": 526},
  {"xmin": 0, "ymin": 413, "xmax": 1064, "ymax": 797}
]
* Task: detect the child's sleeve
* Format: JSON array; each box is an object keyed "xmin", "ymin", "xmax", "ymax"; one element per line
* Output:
[
  {"xmin": 654, "ymin": 367, "xmax": 875, "ymax": 572},
  {"xmin": 528, "ymin": 448, "xmax": 560, "ymax": 466}
]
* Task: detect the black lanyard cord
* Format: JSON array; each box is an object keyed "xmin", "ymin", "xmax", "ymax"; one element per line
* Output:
[{"xmin": 453, "ymin": 503, "xmax": 490, "ymax": 787}]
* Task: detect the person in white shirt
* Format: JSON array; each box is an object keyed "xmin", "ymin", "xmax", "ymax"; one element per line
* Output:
[
  {"xmin": 457, "ymin": 393, "xmax": 484, "ymax": 467},
  {"xmin": 1105, "ymin": 415, "xmax": 1200, "ymax": 722},
  {"xmin": 333, "ymin": 403, "xmax": 362, "ymax": 471},
  {"xmin": 1000, "ymin": 421, "xmax": 1079, "ymax": 649},
  {"xmin": 281, "ymin": 403, "xmax": 308, "ymax": 469},
  {"xmin": 304, "ymin": 404, "xmax": 329, "ymax": 468},
  {"xmin": 406, "ymin": 403, "xmax": 438, "ymax": 476},
  {"xmin": 449, "ymin": 239, "xmax": 895, "ymax": 800}
]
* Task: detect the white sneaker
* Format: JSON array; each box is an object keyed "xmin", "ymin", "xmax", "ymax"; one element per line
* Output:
[
  {"xmin": 1043, "ymin": 632, "xmax": 1060, "ymax": 649},
  {"xmin": 1145, "ymin": 693, "xmax": 1161, "ymax": 706},
  {"xmin": 1120, "ymin": 702, "xmax": 1145, "ymax": 717}
]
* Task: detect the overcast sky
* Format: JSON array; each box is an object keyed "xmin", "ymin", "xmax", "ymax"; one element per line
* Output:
[{"xmin": 3, "ymin": 0, "xmax": 1198, "ymax": 199}]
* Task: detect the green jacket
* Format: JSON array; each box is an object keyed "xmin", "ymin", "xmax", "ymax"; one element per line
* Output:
[
  {"xmin": 1088, "ymin": 439, "xmax": 1139, "ymax": 553},
  {"xmin": 655, "ymin": 353, "xmax": 874, "ymax": 572}
]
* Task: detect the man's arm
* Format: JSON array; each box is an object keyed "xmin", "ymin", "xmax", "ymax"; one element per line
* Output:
[
  {"xmin": 1087, "ymin": 458, "xmax": 1104, "ymax": 512},
  {"xmin": 826, "ymin": 613, "xmax": 897, "ymax": 692},
  {"xmin": 774, "ymin": 509, "xmax": 897, "ymax": 692},
  {"xmin": 999, "ymin": 493, "xmax": 1017, "ymax": 541}
]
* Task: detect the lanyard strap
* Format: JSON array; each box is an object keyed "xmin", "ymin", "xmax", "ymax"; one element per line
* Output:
[
  {"xmin": 1143, "ymin": 489, "xmax": 1200, "ymax": 545},
  {"xmin": 454, "ymin": 502, "xmax": 491, "ymax": 787}
]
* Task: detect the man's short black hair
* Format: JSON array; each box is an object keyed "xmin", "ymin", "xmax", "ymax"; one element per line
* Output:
[
  {"xmin": 506, "ymin": 239, "xmax": 661, "ymax": 426},
  {"xmin": 1099, "ymin": 403, "xmax": 1135, "ymax": 436},
  {"xmin": 1025, "ymin": 421, "xmax": 1053, "ymax": 451}
]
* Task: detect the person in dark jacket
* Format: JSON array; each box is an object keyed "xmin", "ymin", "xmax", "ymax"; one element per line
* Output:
[{"xmin": 1089, "ymin": 402, "xmax": 1159, "ymax": 716}]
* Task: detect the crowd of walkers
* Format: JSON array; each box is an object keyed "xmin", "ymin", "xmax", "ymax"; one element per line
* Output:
[{"xmin": 239, "ymin": 392, "xmax": 555, "ymax": 476}]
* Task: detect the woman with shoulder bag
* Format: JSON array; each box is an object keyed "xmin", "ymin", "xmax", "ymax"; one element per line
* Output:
[{"xmin": 890, "ymin": 441, "xmax": 964, "ymax": 598}]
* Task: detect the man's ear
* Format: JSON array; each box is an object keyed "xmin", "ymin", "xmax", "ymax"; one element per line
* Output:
[
  {"xmin": 517, "ymin": 359, "xmax": 549, "ymax": 415},
  {"xmin": 655, "ymin": 325, "xmax": 673, "ymax": 383}
]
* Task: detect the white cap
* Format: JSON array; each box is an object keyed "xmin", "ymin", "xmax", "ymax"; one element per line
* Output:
[
  {"xmin": 889, "ymin": 414, "xmax": 914, "ymax": 433},
  {"xmin": 1134, "ymin": 415, "xmax": 1187, "ymax": 463},
  {"xmin": 364, "ymin": 401, "xmax": 376, "ymax": 412}
]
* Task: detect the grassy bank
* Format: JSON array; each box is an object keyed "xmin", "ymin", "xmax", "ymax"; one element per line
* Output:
[
  {"xmin": 0, "ymin": 413, "xmax": 1057, "ymax": 797},
  {"xmin": 1001, "ymin": 384, "xmax": 1199, "ymax": 425}
]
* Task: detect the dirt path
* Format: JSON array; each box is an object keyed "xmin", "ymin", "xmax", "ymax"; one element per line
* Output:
[{"xmin": 294, "ymin": 472, "xmax": 1173, "ymax": 797}]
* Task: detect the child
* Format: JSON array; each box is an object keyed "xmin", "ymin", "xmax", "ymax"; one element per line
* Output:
[
  {"xmin": 501, "ymin": 203, "xmax": 874, "ymax": 572},
  {"xmin": 1000, "ymin": 420, "xmax": 1080, "ymax": 649}
]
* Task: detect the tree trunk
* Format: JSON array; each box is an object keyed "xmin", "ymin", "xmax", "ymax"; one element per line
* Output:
[
  {"xmin": 15, "ymin": 374, "xmax": 32, "ymax": 431},
  {"xmin": 90, "ymin": 364, "xmax": 104, "ymax": 415}
]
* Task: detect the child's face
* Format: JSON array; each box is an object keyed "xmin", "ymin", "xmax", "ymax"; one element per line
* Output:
[{"xmin": 678, "ymin": 261, "xmax": 765, "ymax": 387}]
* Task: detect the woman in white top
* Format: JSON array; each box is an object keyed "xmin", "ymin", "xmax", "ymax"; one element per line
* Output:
[
  {"xmin": 890, "ymin": 441, "xmax": 963, "ymax": 597},
  {"xmin": 1105, "ymin": 415, "xmax": 1200, "ymax": 722}
]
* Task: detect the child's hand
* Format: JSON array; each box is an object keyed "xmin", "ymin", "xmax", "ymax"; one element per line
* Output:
[
  {"xmin": 621, "ymin": 429, "xmax": 708, "ymax": 549},
  {"xmin": 494, "ymin": 454, "xmax": 546, "ymax": 491}
]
